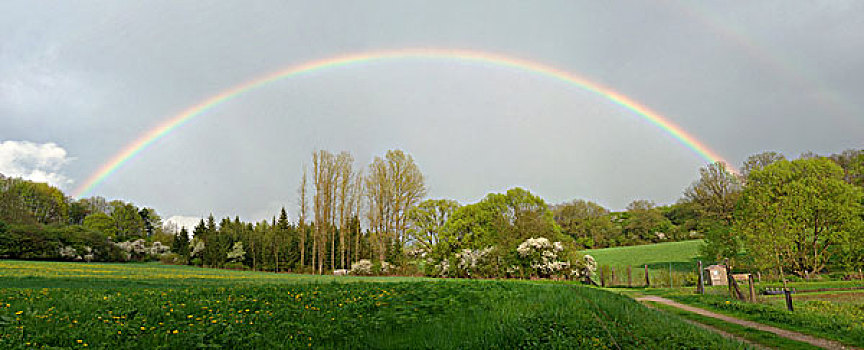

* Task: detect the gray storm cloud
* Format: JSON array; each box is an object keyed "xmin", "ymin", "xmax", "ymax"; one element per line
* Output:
[{"xmin": 1, "ymin": 1, "xmax": 862, "ymax": 221}]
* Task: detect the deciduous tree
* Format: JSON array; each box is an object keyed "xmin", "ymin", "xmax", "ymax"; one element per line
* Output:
[
  {"xmin": 407, "ymin": 199, "xmax": 460, "ymax": 251},
  {"xmin": 737, "ymin": 158, "xmax": 863, "ymax": 277},
  {"xmin": 553, "ymin": 199, "xmax": 616, "ymax": 248}
]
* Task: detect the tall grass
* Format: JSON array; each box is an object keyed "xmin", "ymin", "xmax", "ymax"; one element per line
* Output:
[{"xmin": 0, "ymin": 261, "xmax": 751, "ymax": 349}]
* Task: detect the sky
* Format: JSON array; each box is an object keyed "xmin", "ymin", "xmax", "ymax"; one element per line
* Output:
[{"xmin": 1, "ymin": 1, "xmax": 862, "ymax": 227}]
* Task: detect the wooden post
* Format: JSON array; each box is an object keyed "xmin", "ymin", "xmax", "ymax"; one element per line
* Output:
[
  {"xmin": 859, "ymin": 268, "xmax": 863, "ymax": 281},
  {"xmin": 669, "ymin": 262, "xmax": 673, "ymax": 289},
  {"xmin": 629, "ymin": 265, "xmax": 634, "ymax": 287},
  {"xmin": 724, "ymin": 259, "xmax": 733, "ymax": 297},
  {"xmin": 599, "ymin": 266, "xmax": 606, "ymax": 287},
  {"xmin": 644, "ymin": 264, "xmax": 650, "ymax": 287},
  {"xmin": 748, "ymin": 274, "xmax": 756, "ymax": 302},
  {"xmin": 784, "ymin": 289, "xmax": 794, "ymax": 311},
  {"xmin": 724, "ymin": 259, "xmax": 746, "ymax": 300},
  {"xmin": 697, "ymin": 261, "xmax": 704, "ymax": 295},
  {"xmin": 610, "ymin": 267, "xmax": 616, "ymax": 287}
]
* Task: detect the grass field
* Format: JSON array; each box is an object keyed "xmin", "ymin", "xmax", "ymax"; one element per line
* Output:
[
  {"xmin": 582, "ymin": 240, "xmax": 703, "ymax": 272},
  {"xmin": 651, "ymin": 287, "xmax": 864, "ymax": 348},
  {"xmin": 645, "ymin": 301, "xmax": 821, "ymax": 350},
  {"xmin": 582, "ymin": 240, "xmax": 704, "ymax": 287},
  {"xmin": 0, "ymin": 260, "xmax": 751, "ymax": 349}
]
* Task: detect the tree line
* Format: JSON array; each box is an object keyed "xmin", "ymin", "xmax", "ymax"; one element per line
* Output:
[
  {"xmin": 687, "ymin": 150, "xmax": 864, "ymax": 278},
  {"xmin": 1, "ymin": 148, "xmax": 861, "ymax": 279}
]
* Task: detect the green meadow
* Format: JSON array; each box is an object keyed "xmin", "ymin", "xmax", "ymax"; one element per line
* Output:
[
  {"xmin": 0, "ymin": 260, "xmax": 749, "ymax": 349},
  {"xmin": 583, "ymin": 240, "xmax": 703, "ymax": 272}
]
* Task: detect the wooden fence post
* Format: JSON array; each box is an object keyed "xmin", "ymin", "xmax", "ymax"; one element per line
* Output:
[
  {"xmin": 697, "ymin": 261, "xmax": 704, "ymax": 295},
  {"xmin": 644, "ymin": 264, "xmax": 650, "ymax": 287},
  {"xmin": 748, "ymin": 274, "xmax": 756, "ymax": 302},
  {"xmin": 599, "ymin": 266, "xmax": 606, "ymax": 287},
  {"xmin": 784, "ymin": 289, "xmax": 794, "ymax": 311},
  {"xmin": 724, "ymin": 259, "xmax": 746, "ymax": 300},
  {"xmin": 627, "ymin": 265, "xmax": 632, "ymax": 288},
  {"xmin": 669, "ymin": 262, "xmax": 673, "ymax": 289},
  {"xmin": 611, "ymin": 267, "xmax": 616, "ymax": 287}
]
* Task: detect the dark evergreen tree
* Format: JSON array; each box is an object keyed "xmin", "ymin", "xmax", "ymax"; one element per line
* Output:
[{"xmin": 173, "ymin": 227, "xmax": 190, "ymax": 258}]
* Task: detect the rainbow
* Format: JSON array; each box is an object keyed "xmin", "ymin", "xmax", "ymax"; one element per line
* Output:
[
  {"xmin": 668, "ymin": 1, "xmax": 860, "ymax": 125},
  {"xmin": 72, "ymin": 48, "xmax": 732, "ymax": 198}
]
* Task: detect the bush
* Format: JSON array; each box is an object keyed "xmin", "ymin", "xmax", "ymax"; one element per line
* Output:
[
  {"xmin": 0, "ymin": 223, "xmax": 124, "ymax": 262},
  {"xmin": 350, "ymin": 259, "xmax": 373, "ymax": 275},
  {"xmin": 376, "ymin": 261, "xmax": 394, "ymax": 275},
  {"xmin": 223, "ymin": 262, "xmax": 247, "ymax": 270},
  {"xmin": 514, "ymin": 237, "xmax": 570, "ymax": 278},
  {"xmin": 159, "ymin": 253, "xmax": 184, "ymax": 265}
]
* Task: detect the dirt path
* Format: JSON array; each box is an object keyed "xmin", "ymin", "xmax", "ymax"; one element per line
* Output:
[
  {"xmin": 636, "ymin": 295, "xmax": 856, "ymax": 350},
  {"xmin": 639, "ymin": 300, "xmax": 766, "ymax": 349}
]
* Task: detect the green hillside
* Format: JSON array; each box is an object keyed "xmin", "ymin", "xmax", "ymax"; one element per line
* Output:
[{"xmin": 583, "ymin": 239, "xmax": 705, "ymax": 272}]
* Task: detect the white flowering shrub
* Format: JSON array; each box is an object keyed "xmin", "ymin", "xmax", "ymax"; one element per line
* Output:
[
  {"xmin": 584, "ymin": 254, "xmax": 597, "ymax": 273},
  {"xmin": 113, "ymin": 239, "xmax": 173, "ymax": 261},
  {"xmin": 571, "ymin": 254, "xmax": 597, "ymax": 278},
  {"xmin": 57, "ymin": 245, "xmax": 99, "ymax": 262},
  {"xmin": 406, "ymin": 247, "xmax": 428, "ymax": 259},
  {"xmin": 115, "ymin": 239, "xmax": 147, "ymax": 255},
  {"xmin": 350, "ymin": 259, "xmax": 373, "ymax": 275},
  {"xmin": 379, "ymin": 261, "xmax": 394, "ymax": 274},
  {"xmin": 226, "ymin": 242, "xmax": 246, "ymax": 262},
  {"xmin": 434, "ymin": 258, "xmax": 451, "ymax": 277},
  {"xmin": 149, "ymin": 241, "xmax": 170, "ymax": 255},
  {"xmin": 455, "ymin": 247, "xmax": 494, "ymax": 278},
  {"xmin": 190, "ymin": 240, "xmax": 205, "ymax": 258},
  {"xmin": 514, "ymin": 237, "xmax": 569, "ymax": 278},
  {"xmin": 58, "ymin": 246, "xmax": 78, "ymax": 259}
]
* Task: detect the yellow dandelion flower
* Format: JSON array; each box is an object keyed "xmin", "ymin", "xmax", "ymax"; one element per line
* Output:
[
  {"xmin": 140, "ymin": 326, "xmax": 146, "ymax": 331},
  {"xmin": 172, "ymin": 330, "xmax": 178, "ymax": 334},
  {"xmin": 77, "ymin": 340, "xmax": 83, "ymax": 344}
]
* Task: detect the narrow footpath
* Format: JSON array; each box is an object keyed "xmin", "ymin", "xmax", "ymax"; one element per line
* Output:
[{"xmin": 635, "ymin": 295, "xmax": 856, "ymax": 350}]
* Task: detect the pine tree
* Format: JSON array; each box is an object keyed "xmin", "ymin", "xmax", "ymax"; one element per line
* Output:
[{"xmin": 173, "ymin": 227, "xmax": 190, "ymax": 258}]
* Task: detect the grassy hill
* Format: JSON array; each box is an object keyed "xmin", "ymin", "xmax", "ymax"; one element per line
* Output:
[{"xmin": 583, "ymin": 239, "xmax": 705, "ymax": 272}]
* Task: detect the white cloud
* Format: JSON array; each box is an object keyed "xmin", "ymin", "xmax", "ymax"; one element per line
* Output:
[
  {"xmin": 0, "ymin": 140, "xmax": 73, "ymax": 188},
  {"xmin": 165, "ymin": 215, "xmax": 204, "ymax": 233}
]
